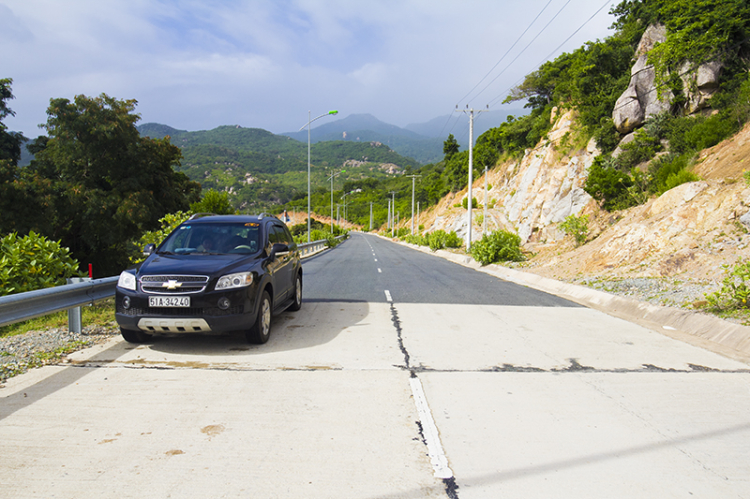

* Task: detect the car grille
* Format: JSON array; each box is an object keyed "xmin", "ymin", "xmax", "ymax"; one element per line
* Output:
[
  {"xmin": 140, "ymin": 275, "xmax": 209, "ymax": 294},
  {"xmin": 116, "ymin": 305, "xmax": 244, "ymax": 317}
]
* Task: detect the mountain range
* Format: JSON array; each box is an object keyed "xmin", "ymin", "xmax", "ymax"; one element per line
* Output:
[{"xmin": 281, "ymin": 109, "xmax": 526, "ymax": 164}]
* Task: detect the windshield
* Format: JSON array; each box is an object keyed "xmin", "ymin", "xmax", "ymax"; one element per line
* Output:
[{"xmin": 159, "ymin": 222, "xmax": 261, "ymax": 255}]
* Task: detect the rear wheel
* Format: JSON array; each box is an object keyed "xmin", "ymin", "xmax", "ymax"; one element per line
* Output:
[
  {"xmin": 246, "ymin": 291, "xmax": 272, "ymax": 344},
  {"xmin": 288, "ymin": 273, "xmax": 302, "ymax": 312},
  {"xmin": 120, "ymin": 328, "xmax": 152, "ymax": 343}
]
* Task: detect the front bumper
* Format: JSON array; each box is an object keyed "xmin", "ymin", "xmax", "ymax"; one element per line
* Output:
[{"xmin": 115, "ymin": 286, "xmax": 257, "ymax": 334}]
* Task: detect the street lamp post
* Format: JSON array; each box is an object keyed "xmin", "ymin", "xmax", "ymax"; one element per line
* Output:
[{"xmin": 299, "ymin": 109, "xmax": 338, "ymax": 243}]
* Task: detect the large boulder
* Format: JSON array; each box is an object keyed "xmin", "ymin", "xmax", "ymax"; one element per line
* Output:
[
  {"xmin": 613, "ymin": 24, "xmax": 672, "ymax": 134},
  {"xmin": 680, "ymin": 60, "xmax": 722, "ymax": 114}
]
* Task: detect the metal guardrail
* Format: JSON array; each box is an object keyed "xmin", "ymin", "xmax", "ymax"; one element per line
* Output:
[
  {"xmin": 0, "ymin": 277, "xmax": 119, "ymax": 329},
  {"xmin": 0, "ymin": 235, "xmax": 348, "ymax": 331}
]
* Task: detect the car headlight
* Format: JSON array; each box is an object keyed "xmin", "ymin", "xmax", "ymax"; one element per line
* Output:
[
  {"xmin": 118, "ymin": 271, "xmax": 137, "ymax": 291},
  {"xmin": 216, "ymin": 272, "xmax": 253, "ymax": 290}
]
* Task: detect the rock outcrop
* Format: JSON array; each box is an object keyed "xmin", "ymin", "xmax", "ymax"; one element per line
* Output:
[
  {"xmin": 613, "ymin": 24, "xmax": 724, "ymax": 133},
  {"xmin": 680, "ymin": 60, "xmax": 722, "ymax": 114},
  {"xmin": 422, "ymin": 109, "xmax": 597, "ymax": 244},
  {"xmin": 613, "ymin": 24, "xmax": 672, "ymax": 134}
]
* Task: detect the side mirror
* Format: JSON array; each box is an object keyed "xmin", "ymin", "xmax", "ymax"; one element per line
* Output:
[
  {"xmin": 271, "ymin": 243, "xmax": 289, "ymax": 258},
  {"xmin": 143, "ymin": 243, "xmax": 156, "ymax": 256}
]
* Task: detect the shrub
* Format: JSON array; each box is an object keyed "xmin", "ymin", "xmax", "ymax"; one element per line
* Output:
[
  {"xmin": 705, "ymin": 259, "xmax": 750, "ymax": 311},
  {"xmin": 462, "ymin": 196, "xmax": 481, "ymax": 209},
  {"xmin": 559, "ymin": 214, "xmax": 589, "ymax": 246},
  {"xmin": 662, "ymin": 169, "xmax": 700, "ymax": 192},
  {"xmin": 584, "ymin": 156, "xmax": 634, "ymax": 210},
  {"xmin": 427, "ymin": 230, "xmax": 447, "ymax": 251},
  {"xmin": 615, "ymin": 128, "xmax": 662, "ymax": 171},
  {"xmin": 0, "ymin": 232, "xmax": 83, "ymax": 296},
  {"xmin": 470, "ymin": 230, "xmax": 525, "ymax": 265},
  {"xmin": 444, "ymin": 231, "xmax": 463, "ymax": 248},
  {"xmin": 403, "ymin": 234, "xmax": 428, "ymax": 246}
]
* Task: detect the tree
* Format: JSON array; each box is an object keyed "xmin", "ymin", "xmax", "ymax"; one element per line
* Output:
[
  {"xmin": 190, "ymin": 189, "xmax": 236, "ymax": 215},
  {"xmin": 0, "ymin": 78, "xmax": 26, "ymax": 164},
  {"xmin": 443, "ymin": 134, "xmax": 459, "ymax": 159},
  {"xmin": 22, "ymin": 93, "xmax": 201, "ymax": 275},
  {"xmin": 0, "ymin": 79, "xmax": 38, "ymax": 235}
]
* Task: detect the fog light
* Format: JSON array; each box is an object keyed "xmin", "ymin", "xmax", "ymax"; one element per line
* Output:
[
  {"xmin": 218, "ymin": 297, "xmax": 231, "ymax": 310},
  {"xmin": 122, "ymin": 296, "xmax": 131, "ymax": 310}
]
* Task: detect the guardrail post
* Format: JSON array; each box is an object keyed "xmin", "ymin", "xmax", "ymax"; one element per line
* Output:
[{"xmin": 66, "ymin": 277, "xmax": 91, "ymax": 334}]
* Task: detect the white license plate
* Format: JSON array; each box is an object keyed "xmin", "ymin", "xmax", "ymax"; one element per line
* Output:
[{"xmin": 149, "ymin": 296, "xmax": 191, "ymax": 308}]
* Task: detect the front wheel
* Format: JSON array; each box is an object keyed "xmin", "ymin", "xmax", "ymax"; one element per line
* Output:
[
  {"xmin": 246, "ymin": 291, "xmax": 272, "ymax": 344},
  {"xmin": 120, "ymin": 328, "xmax": 152, "ymax": 344},
  {"xmin": 288, "ymin": 273, "xmax": 302, "ymax": 312}
]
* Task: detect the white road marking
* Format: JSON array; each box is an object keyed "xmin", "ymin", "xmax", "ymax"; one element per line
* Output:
[
  {"xmin": 384, "ymin": 290, "xmax": 392, "ymax": 302},
  {"xmin": 410, "ymin": 376, "xmax": 453, "ymax": 479},
  {"xmin": 378, "ymin": 268, "xmax": 382, "ymax": 273}
]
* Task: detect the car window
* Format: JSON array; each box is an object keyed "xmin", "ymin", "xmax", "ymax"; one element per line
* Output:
[
  {"xmin": 160, "ymin": 222, "xmax": 261, "ymax": 255},
  {"xmin": 273, "ymin": 224, "xmax": 290, "ymax": 245}
]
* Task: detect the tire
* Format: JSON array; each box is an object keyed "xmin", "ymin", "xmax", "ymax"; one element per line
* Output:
[
  {"xmin": 288, "ymin": 273, "xmax": 302, "ymax": 312},
  {"xmin": 246, "ymin": 291, "xmax": 272, "ymax": 344},
  {"xmin": 120, "ymin": 328, "xmax": 152, "ymax": 344}
]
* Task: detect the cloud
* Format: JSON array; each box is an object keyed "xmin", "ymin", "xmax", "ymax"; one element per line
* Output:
[{"xmin": 0, "ymin": 0, "xmax": 617, "ymax": 138}]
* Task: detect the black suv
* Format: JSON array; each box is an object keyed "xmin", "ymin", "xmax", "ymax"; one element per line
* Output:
[{"xmin": 115, "ymin": 214, "xmax": 302, "ymax": 344}]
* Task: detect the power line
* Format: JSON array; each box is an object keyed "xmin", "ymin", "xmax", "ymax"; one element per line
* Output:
[
  {"xmin": 487, "ymin": 0, "xmax": 614, "ymax": 108},
  {"xmin": 470, "ymin": 0, "xmax": 572, "ymax": 106},
  {"xmin": 456, "ymin": 0, "xmax": 554, "ymax": 106}
]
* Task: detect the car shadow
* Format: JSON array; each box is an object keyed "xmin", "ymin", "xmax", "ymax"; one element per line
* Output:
[{"xmin": 124, "ymin": 299, "xmax": 371, "ymax": 357}]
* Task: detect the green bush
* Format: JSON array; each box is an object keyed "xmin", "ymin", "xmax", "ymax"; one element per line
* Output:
[
  {"xmin": 0, "ymin": 232, "xmax": 83, "ymax": 296},
  {"xmin": 584, "ymin": 156, "xmax": 634, "ymax": 210},
  {"xmin": 403, "ymin": 234, "xmax": 428, "ymax": 246},
  {"xmin": 559, "ymin": 214, "xmax": 589, "ymax": 246},
  {"xmin": 616, "ymin": 128, "xmax": 662, "ymax": 171},
  {"xmin": 470, "ymin": 230, "xmax": 525, "ymax": 265},
  {"xmin": 462, "ymin": 196, "xmax": 481, "ymax": 209},
  {"xmin": 444, "ymin": 231, "xmax": 463, "ymax": 248},
  {"xmin": 423, "ymin": 230, "xmax": 462, "ymax": 251},
  {"xmin": 662, "ymin": 169, "xmax": 700, "ymax": 192},
  {"xmin": 705, "ymin": 259, "xmax": 750, "ymax": 310},
  {"xmin": 427, "ymin": 230, "xmax": 447, "ymax": 251}
]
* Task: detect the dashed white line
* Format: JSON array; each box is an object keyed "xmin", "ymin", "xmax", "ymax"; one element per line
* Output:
[
  {"xmin": 384, "ymin": 290, "xmax": 392, "ymax": 302},
  {"xmin": 378, "ymin": 268, "xmax": 382, "ymax": 273}
]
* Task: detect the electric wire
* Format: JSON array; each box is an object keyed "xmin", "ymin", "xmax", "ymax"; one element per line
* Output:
[
  {"xmin": 469, "ymin": 0, "xmax": 573, "ymax": 107},
  {"xmin": 456, "ymin": 0, "xmax": 554, "ymax": 106},
  {"xmin": 487, "ymin": 0, "xmax": 615, "ymax": 108}
]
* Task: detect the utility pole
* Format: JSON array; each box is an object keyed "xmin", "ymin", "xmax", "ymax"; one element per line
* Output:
[
  {"xmin": 328, "ymin": 169, "xmax": 344, "ymax": 234},
  {"xmin": 387, "ymin": 199, "xmax": 391, "ymax": 230},
  {"xmin": 389, "ymin": 191, "xmax": 397, "ymax": 238},
  {"xmin": 484, "ymin": 165, "xmax": 488, "ymax": 236},
  {"xmin": 417, "ymin": 202, "xmax": 420, "ymax": 233},
  {"xmin": 369, "ymin": 202, "xmax": 373, "ymax": 231},
  {"xmin": 455, "ymin": 105, "xmax": 488, "ymax": 250},
  {"xmin": 407, "ymin": 174, "xmax": 422, "ymax": 235}
]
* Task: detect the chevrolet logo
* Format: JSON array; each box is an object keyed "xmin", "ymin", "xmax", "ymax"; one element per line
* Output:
[{"xmin": 162, "ymin": 280, "xmax": 182, "ymax": 290}]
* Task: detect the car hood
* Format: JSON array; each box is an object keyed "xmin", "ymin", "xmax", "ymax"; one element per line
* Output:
[{"xmin": 138, "ymin": 253, "xmax": 258, "ymax": 276}]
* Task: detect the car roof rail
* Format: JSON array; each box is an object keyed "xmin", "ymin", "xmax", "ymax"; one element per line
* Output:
[{"xmin": 188, "ymin": 213, "xmax": 216, "ymax": 220}]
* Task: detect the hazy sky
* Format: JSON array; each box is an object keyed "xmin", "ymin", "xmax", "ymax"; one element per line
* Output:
[{"xmin": 1, "ymin": 0, "xmax": 618, "ymax": 139}]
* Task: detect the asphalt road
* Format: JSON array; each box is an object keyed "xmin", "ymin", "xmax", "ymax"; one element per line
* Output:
[{"xmin": 2, "ymin": 232, "xmax": 750, "ymax": 498}]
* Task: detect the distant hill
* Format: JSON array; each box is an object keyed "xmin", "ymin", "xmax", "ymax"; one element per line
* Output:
[
  {"xmin": 405, "ymin": 108, "xmax": 527, "ymax": 143},
  {"xmin": 280, "ymin": 111, "xmax": 528, "ymax": 164},
  {"xmin": 136, "ymin": 122, "xmax": 420, "ymax": 211},
  {"xmin": 281, "ymin": 113, "xmax": 442, "ymax": 164}
]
